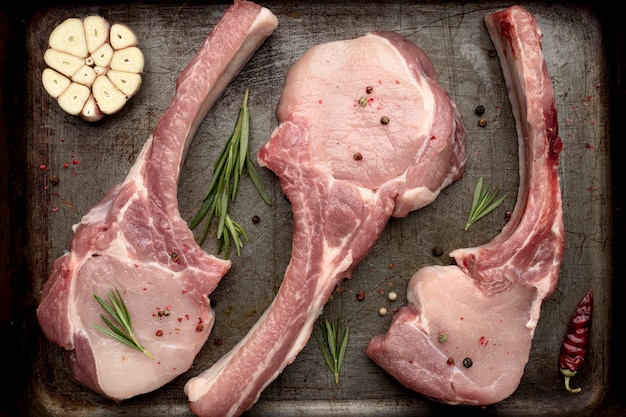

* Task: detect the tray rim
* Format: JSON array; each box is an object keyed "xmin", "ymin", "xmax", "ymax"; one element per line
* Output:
[{"xmin": 2, "ymin": 1, "xmax": 625, "ymax": 416}]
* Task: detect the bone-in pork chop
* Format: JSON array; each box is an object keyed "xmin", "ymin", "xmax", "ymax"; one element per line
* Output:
[
  {"xmin": 366, "ymin": 5, "xmax": 565, "ymax": 405},
  {"xmin": 36, "ymin": 0, "xmax": 277, "ymax": 401},
  {"xmin": 184, "ymin": 31, "xmax": 466, "ymax": 417}
]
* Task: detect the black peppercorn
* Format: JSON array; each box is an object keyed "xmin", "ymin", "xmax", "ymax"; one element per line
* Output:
[{"xmin": 463, "ymin": 357, "xmax": 473, "ymax": 368}]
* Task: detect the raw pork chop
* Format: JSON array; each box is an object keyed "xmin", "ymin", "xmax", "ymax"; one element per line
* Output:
[
  {"xmin": 36, "ymin": 1, "xmax": 277, "ymax": 401},
  {"xmin": 184, "ymin": 31, "xmax": 466, "ymax": 416},
  {"xmin": 366, "ymin": 5, "xmax": 565, "ymax": 405}
]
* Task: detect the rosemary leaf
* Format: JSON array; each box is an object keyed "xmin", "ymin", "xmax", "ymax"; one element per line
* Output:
[
  {"xmin": 109, "ymin": 290, "xmax": 131, "ymax": 329},
  {"xmin": 325, "ymin": 319, "xmax": 336, "ymax": 358},
  {"xmin": 216, "ymin": 190, "xmax": 229, "ymax": 239},
  {"xmin": 337, "ymin": 325, "xmax": 349, "ymax": 374},
  {"xmin": 190, "ymin": 88, "xmax": 271, "ymax": 258},
  {"xmin": 94, "ymin": 289, "xmax": 153, "ymax": 359},
  {"xmin": 95, "ymin": 319, "xmax": 139, "ymax": 351},
  {"xmin": 314, "ymin": 317, "xmax": 349, "ymax": 384},
  {"xmin": 97, "ymin": 315, "xmax": 128, "ymax": 339},
  {"xmin": 246, "ymin": 154, "xmax": 271, "ymax": 205},
  {"xmin": 235, "ymin": 100, "xmax": 249, "ymax": 194},
  {"xmin": 222, "ymin": 214, "xmax": 248, "ymax": 258},
  {"xmin": 464, "ymin": 176, "xmax": 506, "ymax": 231}
]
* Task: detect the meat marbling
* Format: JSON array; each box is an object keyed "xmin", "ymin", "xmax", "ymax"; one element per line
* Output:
[
  {"xmin": 184, "ymin": 31, "xmax": 466, "ymax": 416},
  {"xmin": 36, "ymin": 0, "xmax": 277, "ymax": 401},
  {"xmin": 366, "ymin": 5, "xmax": 565, "ymax": 405}
]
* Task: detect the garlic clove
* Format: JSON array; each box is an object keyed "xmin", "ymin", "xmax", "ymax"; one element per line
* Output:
[
  {"xmin": 83, "ymin": 15, "xmax": 110, "ymax": 54},
  {"xmin": 110, "ymin": 23, "xmax": 139, "ymax": 50},
  {"xmin": 93, "ymin": 66, "xmax": 108, "ymax": 76},
  {"xmin": 92, "ymin": 75, "xmax": 127, "ymax": 115},
  {"xmin": 110, "ymin": 47, "xmax": 144, "ymax": 73},
  {"xmin": 44, "ymin": 48, "xmax": 85, "ymax": 78},
  {"xmin": 42, "ymin": 68, "xmax": 71, "ymax": 98},
  {"xmin": 90, "ymin": 42, "xmax": 114, "ymax": 67},
  {"xmin": 57, "ymin": 82, "xmax": 90, "ymax": 115},
  {"xmin": 72, "ymin": 65, "xmax": 98, "ymax": 87},
  {"xmin": 107, "ymin": 70, "xmax": 142, "ymax": 98},
  {"xmin": 48, "ymin": 17, "xmax": 89, "ymax": 58},
  {"xmin": 80, "ymin": 94, "xmax": 105, "ymax": 122}
]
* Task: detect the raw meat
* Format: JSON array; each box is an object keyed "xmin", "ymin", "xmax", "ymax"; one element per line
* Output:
[
  {"xmin": 184, "ymin": 31, "xmax": 466, "ymax": 416},
  {"xmin": 36, "ymin": 0, "xmax": 277, "ymax": 401},
  {"xmin": 366, "ymin": 5, "xmax": 565, "ymax": 405}
]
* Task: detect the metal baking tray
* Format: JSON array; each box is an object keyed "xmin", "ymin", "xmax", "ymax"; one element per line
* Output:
[{"xmin": 1, "ymin": 1, "xmax": 624, "ymax": 416}]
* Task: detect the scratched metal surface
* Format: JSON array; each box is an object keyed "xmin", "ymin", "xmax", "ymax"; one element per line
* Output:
[{"xmin": 15, "ymin": 1, "xmax": 616, "ymax": 416}]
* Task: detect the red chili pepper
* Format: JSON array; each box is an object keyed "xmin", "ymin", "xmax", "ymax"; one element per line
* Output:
[{"xmin": 559, "ymin": 288, "xmax": 593, "ymax": 393}]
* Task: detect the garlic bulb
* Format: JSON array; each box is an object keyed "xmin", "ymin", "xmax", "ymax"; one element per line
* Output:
[{"xmin": 42, "ymin": 16, "xmax": 144, "ymax": 121}]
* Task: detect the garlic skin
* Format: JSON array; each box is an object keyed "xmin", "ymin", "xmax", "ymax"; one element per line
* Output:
[{"xmin": 42, "ymin": 16, "xmax": 144, "ymax": 122}]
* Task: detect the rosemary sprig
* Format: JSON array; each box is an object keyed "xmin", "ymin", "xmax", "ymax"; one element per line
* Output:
[
  {"xmin": 189, "ymin": 88, "xmax": 271, "ymax": 259},
  {"xmin": 94, "ymin": 288, "xmax": 153, "ymax": 359},
  {"xmin": 314, "ymin": 317, "xmax": 349, "ymax": 384},
  {"xmin": 464, "ymin": 176, "xmax": 506, "ymax": 231}
]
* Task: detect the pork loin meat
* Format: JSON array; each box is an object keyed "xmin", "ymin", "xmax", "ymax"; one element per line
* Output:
[
  {"xmin": 36, "ymin": 0, "xmax": 277, "ymax": 401},
  {"xmin": 366, "ymin": 5, "xmax": 565, "ymax": 405},
  {"xmin": 184, "ymin": 31, "xmax": 466, "ymax": 416}
]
